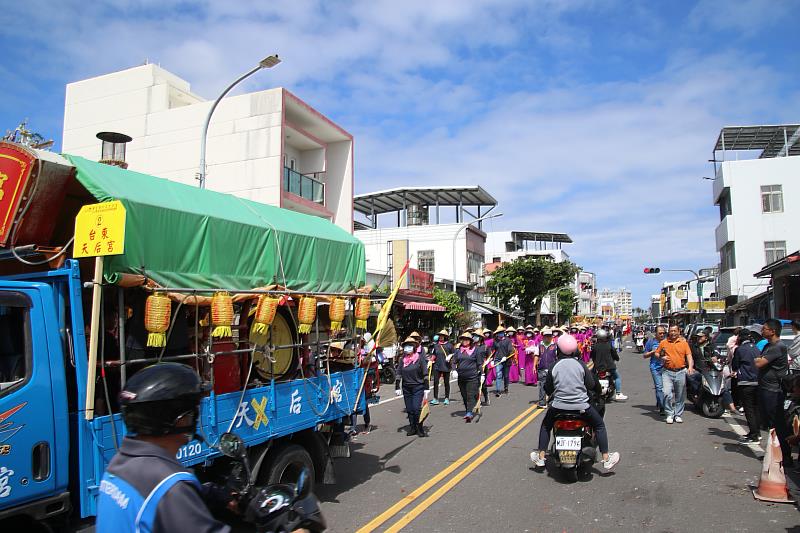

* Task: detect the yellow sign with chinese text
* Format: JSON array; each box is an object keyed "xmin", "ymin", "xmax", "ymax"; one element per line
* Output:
[{"xmin": 73, "ymin": 201, "xmax": 126, "ymax": 258}]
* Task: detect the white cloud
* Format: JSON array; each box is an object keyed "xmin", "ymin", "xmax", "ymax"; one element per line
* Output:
[{"xmin": 1, "ymin": 0, "xmax": 797, "ymax": 307}]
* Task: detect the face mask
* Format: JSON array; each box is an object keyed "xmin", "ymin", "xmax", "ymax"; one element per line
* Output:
[
  {"xmin": 472, "ymin": 335, "xmax": 481, "ymax": 343},
  {"xmin": 403, "ymin": 345, "xmax": 414, "ymax": 354},
  {"xmin": 497, "ymin": 333, "xmax": 505, "ymax": 339},
  {"xmin": 526, "ymin": 333, "xmax": 533, "ymax": 338},
  {"xmin": 433, "ymin": 335, "xmax": 439, "ymax": 342}
]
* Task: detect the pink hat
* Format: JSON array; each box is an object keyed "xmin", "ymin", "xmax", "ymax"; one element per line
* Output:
[{"xmin": 557, "ymin": 334, "xmax": 578, "ymax": 355}]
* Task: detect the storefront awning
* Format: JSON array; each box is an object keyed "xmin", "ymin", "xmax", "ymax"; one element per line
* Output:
[
  {"xmin": 65, "ymin": 155, "xmax": 366, "ymax": 292},
  {"xmin": 402, "ymin": 301, "xmax": 446, "ymax": 312},
  {"xmin": 469, "ymin": 300, "xmax": 521, "ymax": 319}
]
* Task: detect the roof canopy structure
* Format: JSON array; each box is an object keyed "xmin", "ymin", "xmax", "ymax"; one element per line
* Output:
[
  {"xmin": 511, "ymin": 231, "xmax": 572, "ymax": 245},
  {"xmin": 714, "ymin": 125, "xmax": 800, "ymax": 159},
  {"xmin": 354, "ymin": 186, "xmax": 497, "ymax": 228}
]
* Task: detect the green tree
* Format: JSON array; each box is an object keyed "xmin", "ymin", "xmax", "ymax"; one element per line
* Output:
[
  {"xmin": 433, "ymin": 287, "xmax": 474, "ymax": 330},
  {"xmin": 487, "ymin": 258, "xmax": 580, "ymax": 325},
  {"xmin": 556, "ymin": 287, "xmax": 577, "ymax": 324}
]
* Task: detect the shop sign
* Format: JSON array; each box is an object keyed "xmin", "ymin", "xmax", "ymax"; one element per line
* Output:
[{"xmin": 405, "ymin": 268, "xmax": 433, "ymax": 298}]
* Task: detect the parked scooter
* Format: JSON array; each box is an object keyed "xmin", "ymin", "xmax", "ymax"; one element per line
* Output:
[
  {"xmin": 218, "ymin": 432, "xmax": 327, "ymax": 532},
  {"xmin": 377, "ymin": 346, "xmax": 397, "ymax": 385},
  {"xmin": 688, "ymin": 360, "xmax": 726, "ymax": 418},
  {"xmin": 549, "ymin": 412, "xmax": 598, "ymax": 482}
]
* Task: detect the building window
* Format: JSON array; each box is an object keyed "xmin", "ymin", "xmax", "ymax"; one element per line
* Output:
[
  {"xmin": 764, "ymin": 241, "xmax": 786, "ymax": 265},
  {"xmin": 418, "ymin": 250, "xmax": 435, "ymax": 273},
  {"xmin": 761, "ymin": 185, "xmax": 783, "ymax": 213},
  {"xmin": 467, "ymin": 251, "xmax": 485, "ymax": 285},
  {"xmin": 718, "ymin": 189, "xmax": 732, "ymax": 221},
  {"xmin": 720, "ymin": 242, "xmax": 736, "ymax": 272}
]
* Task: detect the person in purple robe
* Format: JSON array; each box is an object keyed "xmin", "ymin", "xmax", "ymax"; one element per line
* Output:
[
  {"xmin": 522, "ymin": 326, "xmax": 539, "ymax": 385},
  {"xmin": 507, "ymin": 326, "xmax": 521, "ymax": 383}
]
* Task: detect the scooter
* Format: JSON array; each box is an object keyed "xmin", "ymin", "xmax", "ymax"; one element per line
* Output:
[
  {"xmin": 596, "ymin": 369, "xmax": 616, "ymax": 403},
  {"xmin": 689, "ymin": 361, "xmax": 726, "ymax": 418},
  {"xmin": 635, "ymin": 334, "xmax": 645, "ymax": 354},
  {"xmin": 377, "ymin": 348, "xmax": 397, "ymax": 385},
  {"xmin": 218, "ymin": 432, "xmax": 327, "ymax": 532},
  {"xmin": 549, "ymin": 412, "xmax": 598, "ymax": 482}
]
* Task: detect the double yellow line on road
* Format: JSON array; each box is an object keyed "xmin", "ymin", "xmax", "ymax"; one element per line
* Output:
[{"xmin": 356, "ymin": 404, "xmax": 544, "ymax": 533}]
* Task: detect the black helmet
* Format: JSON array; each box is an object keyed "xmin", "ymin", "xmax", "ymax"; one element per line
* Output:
[{"xmin": 120, "ymin": 363, "xmax": 211, "ymax": 436}]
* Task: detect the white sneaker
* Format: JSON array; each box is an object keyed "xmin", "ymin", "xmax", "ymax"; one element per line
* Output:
[
  {"xmin": 675, "ymin": 416, "xmax": 683, "ymax": 423},
  {"xmin": 602, "ymin": 452, "xmax": 620, "ymax": 470},
  {"xmin": 530, "ymin": 452, "xmax": 546, "ymax": 467},
  {"xmin": 614, "ymin": 393, "xmax": 628, "ymax": 400},
  {"xmin": 666, "ymin": 416, "xmax": 674, "ymax": 424}
]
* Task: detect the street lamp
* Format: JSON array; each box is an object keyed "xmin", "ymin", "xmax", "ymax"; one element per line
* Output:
[
  {"xmin": 197, "ymin": 54, "xmax": 281, "ymax": 189},
  {"xmin": 451, "ymin": 212, "xmax": 503, "ymax": 293}
]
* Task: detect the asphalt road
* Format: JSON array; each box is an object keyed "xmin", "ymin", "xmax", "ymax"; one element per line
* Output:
[{"xmin": 317, "ymin": 342, "xmax": 800, "ymax": 532}]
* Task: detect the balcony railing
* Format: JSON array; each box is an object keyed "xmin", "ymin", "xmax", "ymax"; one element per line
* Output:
[{"xmin": 283, "ymin": 167, "xmax": 325, "ymax": 205}]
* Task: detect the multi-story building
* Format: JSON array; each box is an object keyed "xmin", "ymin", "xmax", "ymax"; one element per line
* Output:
[
  {"xmin": 651, "ymin": 295, "xmax": 662, "ymax": 320},
  {"xmin": 575, "ymin": 271, "xmax": 598, "ymax": 318},
  {"xmin": 61, "ymin": 64, "xmax": 355, "ymax": 232},
  {"xmin": 711, "ymin": 125, "xmax": 800, "ymax": 305},
  {"xmin": 599, "ymin": 288, "xmax": 633, "ymax": 320}
]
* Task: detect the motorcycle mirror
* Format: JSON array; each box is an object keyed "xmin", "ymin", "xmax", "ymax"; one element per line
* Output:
[
  {"xmin": 295, "ymin": 467, "xmax": 312, "ymax": 500},
  {"xmin": 219, "ymin": 432, "xmax": 247, "ymax": 459}
]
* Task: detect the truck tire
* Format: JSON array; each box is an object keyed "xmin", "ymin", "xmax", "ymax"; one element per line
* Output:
[{"xmin": 260, "ymin": 444, "xmax": 315, "ymax": 490}]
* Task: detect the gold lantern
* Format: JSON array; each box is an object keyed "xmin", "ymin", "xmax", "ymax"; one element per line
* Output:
[
  {"xmin": 355, "ymin": 297, "xmax": 371, "ymax": 330},
  {"xmin": 211, "ymin": 292, "xmax": 234, "ymax": 338},
  {"xmin": 297, "ymin": 296, "xmax": 317, "ymax": 334},
  {"xmin": 145, "ymin": 293, "xmax": 171, "ymax": 347},
  {"xmin": 329, "ymin": 297, "xmax": 346, "ymax": 332},
  {"xmin": 250, "ymin": 295, "xmax": 279, "ymax": 345}
]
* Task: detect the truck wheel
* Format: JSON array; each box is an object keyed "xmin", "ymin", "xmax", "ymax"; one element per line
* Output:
[{"xmin": 261, "ymin": 444, "xmax": 315, "ymax": 490}]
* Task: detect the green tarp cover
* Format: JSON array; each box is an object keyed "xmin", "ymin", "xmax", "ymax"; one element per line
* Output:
[{"xmin": 65, "ymin": 155, "xmax": 366, "ymax": 292}]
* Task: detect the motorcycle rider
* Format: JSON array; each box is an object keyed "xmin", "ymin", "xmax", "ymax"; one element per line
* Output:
[
  {"xmin": 590, "ymin": 329, "xmax": 628, "ymax": 400},
  {"xmin": 96, "ymin": 363, "xmax": 235, "ymax": 533},
  {"xmin": 530, "ymin": 334, "xmax": 620, "ymax": 470}
]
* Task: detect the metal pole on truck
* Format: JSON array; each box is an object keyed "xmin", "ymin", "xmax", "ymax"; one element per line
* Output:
[
  {"xmin": 197, "ymin": 54, "xmax": 281, "ymax": 189},
  {"xmin": 85, "ymin": 256, "xmax": 104, "ymax": 420}
]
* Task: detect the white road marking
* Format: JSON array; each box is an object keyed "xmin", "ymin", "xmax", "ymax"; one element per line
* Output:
[{"xmin": 722, "ymin": 413, "xmax": 764, "ymax": 453}]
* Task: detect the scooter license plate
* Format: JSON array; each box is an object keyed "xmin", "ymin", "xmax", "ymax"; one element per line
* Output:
[
  {"xmin": 599, "ymin": 379, "xmax": 609, "ymax": 393},
  {"xmin": 555, "ymin": 436, "xmax": 582, "ymax": 450}
]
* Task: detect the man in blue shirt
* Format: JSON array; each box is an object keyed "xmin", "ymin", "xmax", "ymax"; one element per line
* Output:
[{"xmin": 643, "ymin": 326, "xmax": 666, "ymax": 415}]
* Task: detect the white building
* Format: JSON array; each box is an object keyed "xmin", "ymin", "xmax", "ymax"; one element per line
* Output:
[
  {"xmin": 575, "ymin": 271, "xmax": 598, "ymax": 317},
  {"xmin": 61, "ymin": 64, "xmax": 355, "ymax": 232},
  {"xmin": 599, "ymin": 288, "xmax": 632, "ymax": 320},
  {"xmin": 711, "ymin": 125, "xmax": 800, "ymax": 305}
]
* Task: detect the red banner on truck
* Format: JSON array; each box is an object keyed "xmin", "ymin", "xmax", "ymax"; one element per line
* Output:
[{"xmin": 0, "ymin": 143, "xmax": 36, "ymax": 246}]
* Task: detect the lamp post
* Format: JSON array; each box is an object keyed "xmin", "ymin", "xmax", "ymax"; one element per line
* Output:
[
  {"xmin": 644, "ymin": 267, "xmax": 714, "ymax": 322},
  {"xmin": 451, "ymin": 212, "xmax": 503, "ymax": 293},
  {"xmin": 197, "ymin": 54, "xmax": 281, "ymax": 189}
]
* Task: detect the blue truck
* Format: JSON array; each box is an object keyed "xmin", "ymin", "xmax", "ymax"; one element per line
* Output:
[{"xmin": 0, "ymin": 142, "xmax": 368, "ymax": 530}]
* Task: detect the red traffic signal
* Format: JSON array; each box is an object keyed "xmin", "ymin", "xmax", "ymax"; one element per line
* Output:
[{"xmin": 643, "ymin": 267, "xmax": 661, "ymax": 274}]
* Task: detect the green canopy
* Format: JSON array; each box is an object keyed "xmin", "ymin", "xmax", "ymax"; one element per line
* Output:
[{"xmin": 65, "ymin": 155, "xmax": 366, "ymax": 293}]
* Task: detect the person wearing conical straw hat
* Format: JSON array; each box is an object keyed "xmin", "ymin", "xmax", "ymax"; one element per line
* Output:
[
  {"xmin": 453, "ymin": 332, "xmax": 482, "ymax": 422},
  {"xmin": 491, "ymin": 325, "xmax": 516, "ymax": 396},
  {"xmin": 398, "ymin": 336, "xmax": 428, "ymax": 437},
  {"xmin": 474, "ymin": 329, "xmax": 492, "ymax": 406},
  {"xmin": 430, "ymin": 329, "xmax": 454, "ymax": 406}
]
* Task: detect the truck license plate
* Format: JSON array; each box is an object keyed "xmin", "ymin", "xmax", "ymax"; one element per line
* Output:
[{"xmin": 555, "ymin": 436, "xmax": 582, "ymax": 450}]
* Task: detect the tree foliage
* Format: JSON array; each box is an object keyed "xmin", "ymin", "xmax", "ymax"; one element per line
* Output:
[
  {"xmin": 433, "ymin": 287, "xmax": 474, "ymax": 330},
  {"xmin": 487, "ymin": 258, "xmax": 580, "ymax": 324},
  {"xmin": 556, "ymin": 287, "xmax": 577, "ymax": 323}
]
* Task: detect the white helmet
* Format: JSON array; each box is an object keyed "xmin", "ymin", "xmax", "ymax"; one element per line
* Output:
[{"xmin": 596, "ymin": 329, "xmax": 609, "ymax": 341}]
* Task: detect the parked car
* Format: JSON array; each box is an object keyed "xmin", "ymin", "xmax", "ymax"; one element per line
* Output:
[
  {"xmin": 685, "ymin": 322, "xmax": 719, "ymax": 341},
  {"xmin": 711, "ymin": 327, "xmax": 738, "ymax": 359}
]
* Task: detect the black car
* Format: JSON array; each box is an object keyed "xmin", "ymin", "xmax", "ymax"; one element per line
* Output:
[{"xmin": 711, "ymin": 327, "xmax": 738, "ymax": 359}]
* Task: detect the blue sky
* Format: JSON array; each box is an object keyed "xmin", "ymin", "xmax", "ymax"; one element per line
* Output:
[{"xmin": 2, "ymin": 0, "xmax": 799, "ymax": 308}]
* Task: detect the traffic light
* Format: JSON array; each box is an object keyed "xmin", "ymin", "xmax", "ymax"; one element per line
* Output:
[{"xmin": 643, "ymin": 267, "xmax": 661, "ymax": 274}]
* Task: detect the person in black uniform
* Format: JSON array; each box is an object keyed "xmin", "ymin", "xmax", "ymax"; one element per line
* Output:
[
  {"xmin": 453, "ymin": 332, "xmax": 483, "ymax": 422},
  {"xmin": 398, "ymin": 336, "xmax": 429, "ymax": 437},
  {"xmin": 96, "ymin": 363, "xmax": 235, "ymax": 533},
  {"xmin": 430, "ymin": 329, "xmax": 454, "ymax": 406}
]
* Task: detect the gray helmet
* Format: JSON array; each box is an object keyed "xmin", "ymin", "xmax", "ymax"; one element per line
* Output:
[{"xmin": 596, "ymin": 329, "xmax": 609, "ymax": 341}]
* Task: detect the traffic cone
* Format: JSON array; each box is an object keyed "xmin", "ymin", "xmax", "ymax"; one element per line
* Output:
[{"xmin": 752, "ymin": 428, "xmax": 795, "ymax": 503}]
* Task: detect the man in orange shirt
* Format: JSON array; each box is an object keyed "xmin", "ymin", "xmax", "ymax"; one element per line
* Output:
[{"xmin": 657, "ymin": 325, "xmax": 695, "ymax": 424}]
